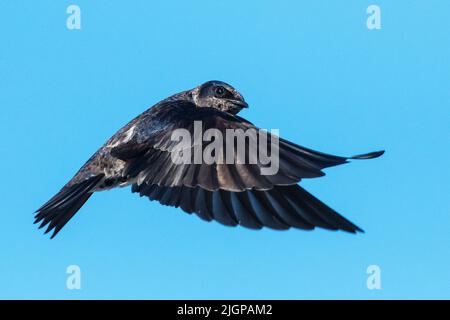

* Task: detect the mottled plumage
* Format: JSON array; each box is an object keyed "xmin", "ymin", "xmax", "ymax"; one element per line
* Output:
[{"xmin": 35, "ymin": 80, "xmax": 384, "ymax": 238}]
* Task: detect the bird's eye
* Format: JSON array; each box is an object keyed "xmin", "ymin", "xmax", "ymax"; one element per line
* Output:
[{"xmin": 214, "ymin": 86, "xmax": 226, "ymax": 97}]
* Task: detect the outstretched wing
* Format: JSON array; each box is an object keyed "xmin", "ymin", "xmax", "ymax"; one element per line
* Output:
[
  {"xmin": 132, "ymin": 183, "xmax": 363, "ymax": 233},
  {"xmin": 111, "ymin": 100, "xmax": 361, "ymax": 192}
]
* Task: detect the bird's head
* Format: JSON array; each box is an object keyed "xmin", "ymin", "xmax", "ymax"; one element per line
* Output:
[{"xmin": 190, "ymin": 80, "xmax": 248, "ymax": 114}]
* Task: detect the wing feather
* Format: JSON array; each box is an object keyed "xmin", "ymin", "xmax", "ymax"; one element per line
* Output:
[
  {"xmin": 132, "ymin": 183, "xmax": 363, "ymax": 233},
  {"xmin": 111, "ymin": 101, "xmax": 356, "ymax": 192}
]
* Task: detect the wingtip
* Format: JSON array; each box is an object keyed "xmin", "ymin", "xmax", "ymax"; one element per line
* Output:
[
  {"xmin": 350, "ymin": 150, "xmax": 385, "ymax": 160},
  {"xmin": 342, "ymin": 225, "xmax": 364, "ymax": 234}
]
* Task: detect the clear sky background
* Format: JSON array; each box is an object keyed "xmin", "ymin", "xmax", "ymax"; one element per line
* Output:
[{"xmin": 0, "ymin": 1, "xmax": 448, "ymax": 299}]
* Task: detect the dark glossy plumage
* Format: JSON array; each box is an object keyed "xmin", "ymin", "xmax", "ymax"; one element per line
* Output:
[{"xmin": 35, "ymin": 80, "xmax": 384, "ymax": 238}]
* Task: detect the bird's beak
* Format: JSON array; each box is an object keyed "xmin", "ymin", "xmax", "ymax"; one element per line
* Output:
[{"xmin": 230, "ymin": 100, "xmax": 249, "ymax": 109}]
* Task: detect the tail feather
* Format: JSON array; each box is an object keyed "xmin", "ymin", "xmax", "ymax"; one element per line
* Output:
[{"xmin": 34, "ymin": 175, "xmax": 103, "ymax": 238}]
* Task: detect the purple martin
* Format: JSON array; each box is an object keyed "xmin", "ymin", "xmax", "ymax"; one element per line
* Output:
[{"xmin": 35, "ymin": 80, "xmax": 384, "ymax": 238}]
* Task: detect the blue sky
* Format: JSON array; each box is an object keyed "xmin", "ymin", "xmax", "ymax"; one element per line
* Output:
[{"xmin": 0, "ymin": 1, "xmax": 448, "ymax": 299}]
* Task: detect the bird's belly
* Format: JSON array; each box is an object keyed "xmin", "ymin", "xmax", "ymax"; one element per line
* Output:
[
  {"xmin": 93, "ymin": 157, "xmax": 137, "ymax": 191},
  {"xmin": 94, "ymin": 176, "xmax": 137, "ymax": 192}
]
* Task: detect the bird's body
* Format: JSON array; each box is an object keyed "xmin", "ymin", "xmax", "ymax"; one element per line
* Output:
[
  {"xmin": 35, "ymin": 81, "xmax": 384, "ymax": 238},
  {"xmin": 65, "ymin": 89, "xmax": 192, "ymax": 189}
]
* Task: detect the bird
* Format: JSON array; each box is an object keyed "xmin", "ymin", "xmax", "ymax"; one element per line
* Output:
[{"xmin": 35, "ymin": 80, "xmax": 384, "ymax": 238}]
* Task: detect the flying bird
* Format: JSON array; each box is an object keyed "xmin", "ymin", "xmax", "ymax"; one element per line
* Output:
[{"xmin": 35, "ymin": 81, "xmax": 384, "ymax": 238}]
